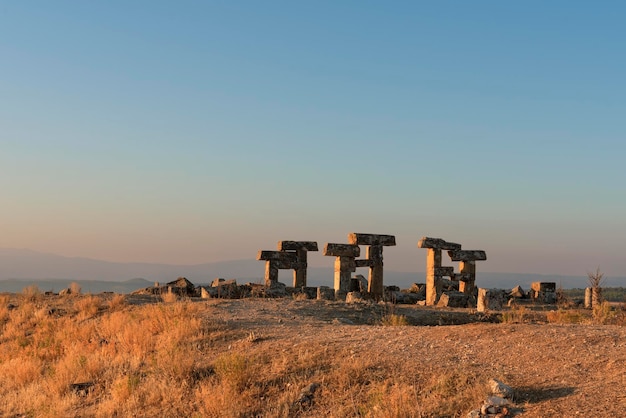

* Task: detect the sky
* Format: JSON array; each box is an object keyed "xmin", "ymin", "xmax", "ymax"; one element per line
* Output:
[{"xmin": 1, "ymin": 1, "xmax": 625, "ymax": 277}]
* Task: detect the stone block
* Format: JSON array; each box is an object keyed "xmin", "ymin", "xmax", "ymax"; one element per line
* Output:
[
  {"xmin": 447, "ymin": 250, "xmax": 487, "ymax": 261},
  {"xmin": 437, "ymin": 291, "xmax": 469, "ymax": 308},
  {"xmin": 477, "ymin": 288, "xmax": 507, "ymax": 312},
  {"xmin": 417, "ymin": 237, "xmax": 461, "ymax": 250},
  {"xmin": 531, "ymin": 282, "xmax": 556, "ymax": 292},
  {"xmin": 435, "ymin": 266, "xmax": 455, "ymax": 277},
  {"xmin": 348, "ymin": 233, "xmax": 396, "ymax": 246},
  {"xmin": 317, "ymin": 286, "xmax": 335, "ymax": 300},
  {"xmin": 277, "ymin": 241, "xmax": 319, "ymax": 251},
  {"xmin": 257, "ymin": 250, "xmax": 298, "ymax": 262},
  {"xmin": 345, "ymin": 291, "xmax": 363, "ymax": 304},
  {"xmin": 323, "ymin": 243, "xmax": 360, "ymax": 257},
  {"xmin": 355, "ymin": 259, "xmax": 376, "ymax": 268},
  {"xmin": 352, "ymin": 274, "xmax": 368, "ymax": 292},
  {"xmin": 510, "ymin": 285, "xmax": 526, "ymax": 298}
]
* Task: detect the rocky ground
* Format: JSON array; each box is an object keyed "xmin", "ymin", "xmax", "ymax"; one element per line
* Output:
[{"xmin": 167, "ymin": 297, "xmax": 626, "ymax": 417}]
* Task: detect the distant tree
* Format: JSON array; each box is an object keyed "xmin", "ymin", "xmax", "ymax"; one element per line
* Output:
[{"xmin": 587, "ymin": 267, "xmax": 604, "ymax": 308}]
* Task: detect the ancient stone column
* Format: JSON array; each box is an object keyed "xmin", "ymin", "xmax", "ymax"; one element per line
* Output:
[
  {"xmin": 256, "ymin": 250, "xmax": 297, "ymax": 287},
  {"xmin": 323, "ymin": 243, "xmax": 360, "ymax": 296},
  {"xmin": 348, "ymin": 233, "xmax": 396, "ymax": 299},
  {"xmin": 584, "ymin": 287, "xmax": 592, "ymax": 309},
  {"xmin": 417, "ymin": 237, "xmax": 461, "ymax": 306},
  {"xmin": 447, "ymin": 250, "xmax": 487, "ymax": 296},
  {"xmin": 277, "ymin": 241, "xmax": 319, "ymax": 288}
]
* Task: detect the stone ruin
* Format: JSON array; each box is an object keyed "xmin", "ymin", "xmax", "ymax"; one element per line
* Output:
[
  {"xmin": 322, "ymin": 233, "xmax": 396, "ymax": 300},
  {"xmin": 417, "ymin": 237, "xmax": 487, "ymax": 307},
  {"xmin": 476, "ymin": 282, "xmax": 557, "ymax": 312},
  {"xmin": 256, "ymin": 241, "xmax": 319, "ymax": 287},
  {"xmin": 130, "ymin": 233, "xmax": 560, "ymax": 313}
]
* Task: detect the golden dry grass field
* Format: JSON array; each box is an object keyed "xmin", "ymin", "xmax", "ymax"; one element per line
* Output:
[{"xmin": 1, "ymin": 290, "xmax": 625, "ymax": 417}]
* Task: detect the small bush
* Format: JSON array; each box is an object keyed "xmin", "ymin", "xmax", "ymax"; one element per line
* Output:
[
  {"xmin": 501, "ymin": 305, "xmax": 527, "ymax": 323},
  {"xmin": 108, "ymin": 294, "xmax": 127, "ymax": 310},
  {"xmin": 22, "ymin": 285, "xmax": 41, "ymax": 301},
  {"xmin": 161, "ymin": 290, "xmax": 178, "ymax": 303},
  {"xmin": 592, "ymin": 301, "xmax": 615, "ymax": 325},
  {"xmin": 546, "ymin": 309, "xmax": 586, "ymax": 324},
  {"xmin": 214, "ymin": 352, "xmax": 251, "ymax": 390},
  {"xmin": 381, "ymin": 314, "xmax": 409, "ymax": 326}
]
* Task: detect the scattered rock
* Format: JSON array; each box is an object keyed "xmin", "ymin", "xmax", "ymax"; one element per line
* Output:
[
  {"xmin": 317, "ymin": 286, "xmax": 335, "ymax": 301},
  {"xmin": 70, "ymin": 382, "xmax": 95, "ymax": 396},
  {"xmin": 510, "ymin": 285, "xmax": 526, "ymax": 299},
  {"xmin": 293, "ymin": 382, "xmax": 320, "ymax": 408},
  {"xmin": 437, "ymin": 291, "xmax": 470, "ymax": 308},
  {"xmin": 489, "ymin": 378, "xmax": 514, "ymax": 399},
  {"xmin": 345, "ymin": 292, "xmax": 363, "ymax": 304}
]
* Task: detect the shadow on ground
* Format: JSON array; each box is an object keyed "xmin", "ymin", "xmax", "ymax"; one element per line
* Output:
[{"xmin": 515, "ymin": 386, "xmax": 576, "ymax": 403}]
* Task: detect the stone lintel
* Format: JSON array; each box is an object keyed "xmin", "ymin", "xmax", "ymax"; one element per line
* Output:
[
  {"xmin": 323, "ymin": 243, "xmax": 360, "ymax": 258},
  {"xmin": 447, "ymin": 250, "xmax": 487, "ymax": 261},
  {"xmin": 256, "ymin": 250, "xmax": 298, "ymax": 262},
  {"xmin": 454, "ymin": 273, "xmax": 473, "ymax": 282},
  {"xmin": 274, "ymin": 260, "xmax": 295, "ymax": 269},
  {"xmin": 417, "ymin": 237, "xmax": 461, "ymax": 250},
  {"xmin": 348, "ymin": 233, "xmax": 396, "ymax": 246},
  {"xmin": 355, "ymin": 259, "xmax": 376, "ymax": 268},
  {"xmin": 277, "ymin": 241, "xmax": 319, "ymax": 251},
  {"xmin": 434, "ymin": 266, "xmax": 455, "ymax": 277}
]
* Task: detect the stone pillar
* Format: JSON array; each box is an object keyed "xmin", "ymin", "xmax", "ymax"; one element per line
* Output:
[
  {"xmin": 418, "ymin": 237, "xmax": 461, "ymax": 306},
  {"xmin": 348, "ymin": 233, "xmax": 396, "ymax": 299},
  {"xmin": 584, "ymin": 287, "xmax": 592, "ymax": 309},
  {"xmin": 447, "ymin": 250, "xmax": 487, "ymax": 296},
  {"xmin": 256, "ymin": 250, "xmax": 297, "ymax": 287},
  {"xmin": 277, "ymin": 241, "xmax": 319, "ymax": 288},
  {"xmin": 323, "ymin": 243, "xmax": 360, "ymax": 296}
]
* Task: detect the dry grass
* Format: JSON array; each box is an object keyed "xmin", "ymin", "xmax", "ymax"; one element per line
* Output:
[
  {"xmin": 161, "ymin": 289, "xmax": 178, "ymax": 303},
  {"xmin": 2, "ymin": 294, "xmax": 625, "ymax": 417},
  {"xmin": 0, "ymin": 293, "xmax": 495, "ymax": 417}
]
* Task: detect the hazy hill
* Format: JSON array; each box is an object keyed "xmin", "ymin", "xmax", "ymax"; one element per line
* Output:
[{"xmin": 2, "ymin": 248, "xmax": 625, "ymax": 293}]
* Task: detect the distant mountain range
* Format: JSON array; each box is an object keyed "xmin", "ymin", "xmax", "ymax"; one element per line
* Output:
[{"xmin": 1, "ymin": 248, "xmax": 625, "ymax": 293}]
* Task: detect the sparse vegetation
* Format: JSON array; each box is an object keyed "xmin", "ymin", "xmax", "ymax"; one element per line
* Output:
[
  {"xmin": 0, "ymin": 292, "xmax": 625, "ymax": 416},
  {"xmin": 501, "ymin": 304, "xmax": 527, "ymax": 323},
  {"xmin": 588, "ymin": 267, "xmax": 604, "ymax": 307}
]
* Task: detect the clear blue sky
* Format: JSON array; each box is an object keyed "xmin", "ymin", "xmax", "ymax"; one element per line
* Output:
[{"xmin": 2, "ymin": 1, "xmax": 625, "ymax": 276}]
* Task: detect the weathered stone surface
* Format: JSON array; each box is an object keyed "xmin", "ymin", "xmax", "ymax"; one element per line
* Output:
[
  {"xmin": 489, "ymin": 378, "xmax": 514, "ymax": 399},
  {"xmin": 265, "ymin": 281, "xmax": 287, "ymax": 297},
  {"xmin": 585, "ymin": 287, "xmax": 592, "ymax": 308},
  {"xmin": 323, "ymin": 243, "xmax": 360, "ymax": 257},
  {"xmin": 477, "ymin": 288, "xmax": 507, "ymax": 312},
  {"xmin": 437, "ymin": 291, "xmax": 469, "ymax": 308},
  {"xmin": 435, "ymin": 266, "xmax": 455, "ymax": 277},
  {"xmin": 447, "ymin": 250, "xmax": 487, "ymax": 261},
  {"xmin": 531, "ymin": 282, "xmax": 556, "ymax": 292},
  {"xmin": 257, "ymin": 250, "xmax": 298, "ymax": 262},
  {"xmin": 200, "ymin": 287, "xmax": 211, "ymax": 299},
  {"xmin": 348, "ymin": 233, "xmax": 396, "ymax": 246},
  {"xmin": 389, "ymin": 291, "xmax": 422, "ymax": 304},
  {"xmin": 211, "ymin": 278, "xmax": 226, "ymax": 287},
  {"xmin": 510, "ymin": 285, "xmax": 525, "ymax": 298},
  {"xmin": 352, "ymin": 274, "xmax": 368, "ymax": 292},
  {"xmin": 354, "ymin": 259, "xmax": 375, "ymax": 268},
  {"xmin": 277, "ymin": 241, "xmax": 319, "ymax": 251},
  {"xmin": 345, "ymin": 291, "xmax": 363, "ymax": 304},
  {"xmin": 417, "ymin": 237, "xmax": 461, "ymax": 250},
  {"xmin": 317, "ymin": 286, "xmax": 335, "ymax": 300},
  {"xmin": 167, "ymin": 277, "xmax": 197, "ymax": 295}
]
